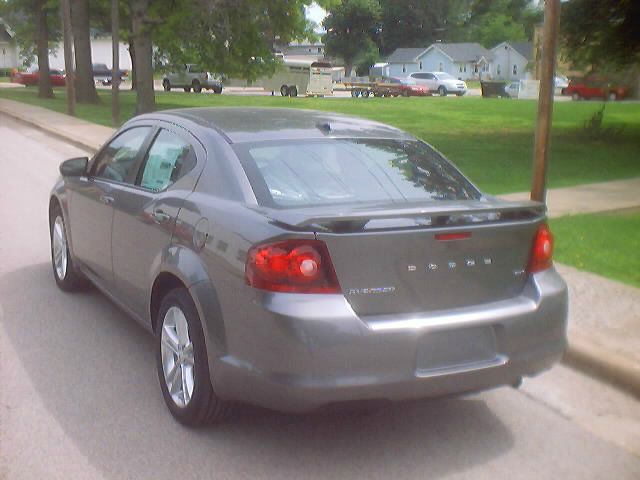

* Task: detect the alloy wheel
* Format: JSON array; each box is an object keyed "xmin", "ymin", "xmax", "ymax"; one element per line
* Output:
[
  {"xmin": 160, "ymin": 306, "xmax": 195, "ymax": 408},
  {"xmin": 52, "ymin": 216, "xmax": 68, "ymax": 280}
]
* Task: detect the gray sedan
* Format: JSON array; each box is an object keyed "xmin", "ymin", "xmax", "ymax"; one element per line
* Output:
[{"xmin": 49, "ymin": 108, "xmax": 568, "ymax": 426}]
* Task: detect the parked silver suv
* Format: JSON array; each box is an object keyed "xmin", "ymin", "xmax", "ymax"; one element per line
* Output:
[
  {"xmin": 408, "ymin": 72, "xmax": 467, "ymax": 96},
  {"xmin": 162, "ymin": 64, "xmax": 223, "ymax": 93}
]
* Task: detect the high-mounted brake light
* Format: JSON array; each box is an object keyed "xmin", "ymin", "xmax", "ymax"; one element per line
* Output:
[
  {"xmin": 435, "ymin": 232, "xmax": 471, "ymax": 241},
  {"xmin": 245, "ymin": 240, "xmax": 341, "ymax": 293},
  {"xmin": 528, "ymin": 224, "xmax": 554, "ymax": 273}
]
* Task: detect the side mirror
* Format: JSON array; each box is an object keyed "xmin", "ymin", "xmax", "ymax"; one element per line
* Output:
[{"xmin": 59, "ymin": 157, "xmax": 88, "ymax": 177}]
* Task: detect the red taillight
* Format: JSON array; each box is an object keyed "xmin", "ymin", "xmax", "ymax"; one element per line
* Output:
[
  {"xmin": 528, "ymin": 224, "xmax": 554, "ymax": 273},
  {"xmin": 246, "ymin": 240, "xmax": 341, "ymax": 293}
]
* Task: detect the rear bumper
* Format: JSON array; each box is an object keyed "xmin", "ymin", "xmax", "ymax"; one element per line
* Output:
[{"xmin": 210, "ymin": 268, "xmax": 568, "ymax": 412}]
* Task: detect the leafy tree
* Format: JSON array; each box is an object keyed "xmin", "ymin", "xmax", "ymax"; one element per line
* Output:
[
  {"xmin": 354, "ymin": 40, "xmax": 379, "ymax": 76},
  {"xmin": 154, "ymin": 0, "xmax": 322, "ymax": 83},
  {"xmin": 561, "ymin": 0, "xmax": 640, "ymax": 70},
  {"xmin": 467, "ymin": 12, "xmax": 525, "ymax": 48},
  {"xmin": 377, "ymin": 0, "xmax": 471, "ymax": 55},
  {"xmin": 1, "ymin": 0, "xmax": 59, "ymax": 98},
  {"xmin": 322, "ymin": 0, "xmax": 382, "ymax": 76}
]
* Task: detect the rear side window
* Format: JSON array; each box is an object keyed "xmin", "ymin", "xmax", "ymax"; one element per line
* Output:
[
  {"xmin": 138, "ymin": 129, "xmax": 196, "ymax": 192},
  {"xmin": 236, "ymin": 139, "xmax": 480, "ymax": 208},
  {"xmin": 93, "ymin": 127, "xmax": 151, "ymax": 183}
]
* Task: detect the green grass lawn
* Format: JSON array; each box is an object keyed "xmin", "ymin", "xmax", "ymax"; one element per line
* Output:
[
  {"xmin": 1, "ymin": 87, "xmax": 639, "ymax": 194},
  {"xmin": 551, "ymin": 210, "xmax": 640, "ymax": 288}
]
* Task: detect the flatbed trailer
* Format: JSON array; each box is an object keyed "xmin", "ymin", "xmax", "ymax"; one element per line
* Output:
[{"xmin": 343, "ymin": 79, "xmax": 416, "ymax": 97}]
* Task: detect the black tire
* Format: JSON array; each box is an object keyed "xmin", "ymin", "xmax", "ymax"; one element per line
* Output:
[
  {"xmin": 213, "ymin": 87, "xmax": 222, "ymax": 94},
  {"xmin": 49, "ymin": 205, "xmax": 88, "ymax": 292},
  {"xmin": 280, "ymin": 85, "xmax": 288, "ymax": 96},
  {"xmin": 192, "ymin": 80, "xmax": 202, "ymax": 93},
  {"xmin": 456, "ymin": 92, "xmax": 465, "ymax": 97},
  {"xmin": 289, "ymin": 85, "xmax": 298, "ymax": 97},
  {"xmin": 438, "ymin": 85, "xmax": 447, "ymax": 96},
  {"xmin": 156, "ymin": 288, "xmax": 232, "ymax": 426},
  {"xmin": 162, "ymin": 79, "xmax": 171, "ymax": 92},
  {"xmin": 184, "ymin": 87, "xmax": 191, "ymax": 92}
]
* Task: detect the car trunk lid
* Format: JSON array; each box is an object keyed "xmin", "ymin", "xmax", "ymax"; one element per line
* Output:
[{"xmin": 257, "ymin": 199, "xmax": 545, "ymax": 316}]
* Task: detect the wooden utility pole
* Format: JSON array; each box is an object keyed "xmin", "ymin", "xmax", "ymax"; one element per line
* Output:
[
  {"xmin": 60, "ymin": 0, "xmax": 75, "ymax": 115},
  {"xmin": 111, "ymin": 0, "xmax": 120, "ymax": 127},
  {"xmin": 531, "ymin": 0, "xmax": 561, "ymax": 202}
]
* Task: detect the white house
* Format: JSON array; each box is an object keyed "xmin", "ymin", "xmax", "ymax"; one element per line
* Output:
[
  {"xmin": 49, "ymin": 36, "xmax": 133, "ymax": 71},
  {"xmin": 275, "ymin": 41, "xmax": 325, "ymax": 60},
  {"xmin": 384, "ymin": 43, "xmax": 494, "ymax": 80},
  {"xmin": 490, "ymin": 41, "xmax": 533, "ymax": 80},
  {"xmin": 0, "ymin": 20, "xmax": 19, "ymax": 69}
]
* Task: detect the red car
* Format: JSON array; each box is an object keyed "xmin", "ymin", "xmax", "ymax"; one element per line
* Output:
[
  {"xmin": 562, "ymin": 79, "xmax": 630, "ymax": 101},
  {"xmin": 374, "ymin": 77, "xmax": 430, "ymax": 97},
  {"xmin": 11, "ymin": 68, "xmax": 66, "ymax": 87}
]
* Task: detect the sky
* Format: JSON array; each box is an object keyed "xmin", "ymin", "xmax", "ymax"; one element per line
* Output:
[{"xmin": 305, "ymin": 3, "xmax": 328, "ymax": 32}]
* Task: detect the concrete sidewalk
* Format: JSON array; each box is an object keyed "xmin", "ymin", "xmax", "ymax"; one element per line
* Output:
[
  {"xmin": 502, "ymin": 179, "xmax": 640, "ymax": 218},
  {"xmin": 1, "ymin": 98, "xmax": 639, "ymax": 396},
  {"xmin": 0, "ymin": 97, "xmax": 114, "ymax": 153}
]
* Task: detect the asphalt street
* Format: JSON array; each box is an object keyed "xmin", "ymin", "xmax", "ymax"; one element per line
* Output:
[{"xmin": 0, "ymin": 113, "xmax": 638, "ymax": 480}]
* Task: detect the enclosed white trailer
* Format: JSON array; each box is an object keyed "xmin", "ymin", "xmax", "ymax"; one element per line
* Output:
[{"xmin": 261, "ymin": 59, "xmax": 333, "ymax": 97}]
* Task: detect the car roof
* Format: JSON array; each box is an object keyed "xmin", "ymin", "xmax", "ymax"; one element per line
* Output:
[{"xmin": 140, "ymin": 107, "xmax": 414, "ymax": 144}]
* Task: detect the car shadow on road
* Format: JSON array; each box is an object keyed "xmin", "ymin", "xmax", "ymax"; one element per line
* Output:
[{"xmin": 0, "ymin": 263, "xmax": 515, "ymax": 479}]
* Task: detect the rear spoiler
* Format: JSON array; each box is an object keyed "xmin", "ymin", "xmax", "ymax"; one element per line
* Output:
[{"xmin": 252, "ymin": 199, "xmax": 547, "ymax": 231}]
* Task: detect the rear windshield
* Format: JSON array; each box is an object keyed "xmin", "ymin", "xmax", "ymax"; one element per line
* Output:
[{"xmin": 235, "ymin": 139, "xmax": 480, "ymax": 209}]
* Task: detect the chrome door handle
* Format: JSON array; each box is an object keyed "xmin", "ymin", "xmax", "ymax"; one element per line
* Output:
[
  {"xmin": 152, "ymin": 209, "xmax": 171, "ymax": 223},
  {"xmin": 99, "ymin": 195, "xmax": 114, "ymax": 205}
]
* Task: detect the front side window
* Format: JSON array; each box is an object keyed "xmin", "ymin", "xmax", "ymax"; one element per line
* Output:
[
  {"xmin": 93, "ymin": 127, "xmax": 151, "ymax": 183},
  {"xmin": 235, "ymin": 139, "xmax": 480, "ymax": 209},
  {"xmin": 139, "ymin": 129, "xmax": 196, "ymax": 192}
]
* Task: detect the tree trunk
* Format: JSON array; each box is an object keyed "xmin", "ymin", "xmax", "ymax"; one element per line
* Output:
[
  {"xmin": 128, "ymin": 38, "xmax": 136, "ymax": 90},
  {"xmin": 131, "ymin": 0, "xmax": 155, "ymax": 114},
  {"xmin": 71, "ymin": 0, "xmax": 99, "ymax": 103},
  {"xmin": 344, "ymin": 61, "xmax": 354, "ymax": 78},
  {"xmin": 36, "ymin": 0, "xmax": 53, "ymax": 98}
]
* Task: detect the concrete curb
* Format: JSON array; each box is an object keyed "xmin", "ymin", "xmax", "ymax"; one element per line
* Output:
[
  {"xmin": 563, "ymin": 333, "xmax": 640, "ymax": 399},
  {"xmin": 3, "ymin": 97, "xmax": 639, "ymax": 399}
]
